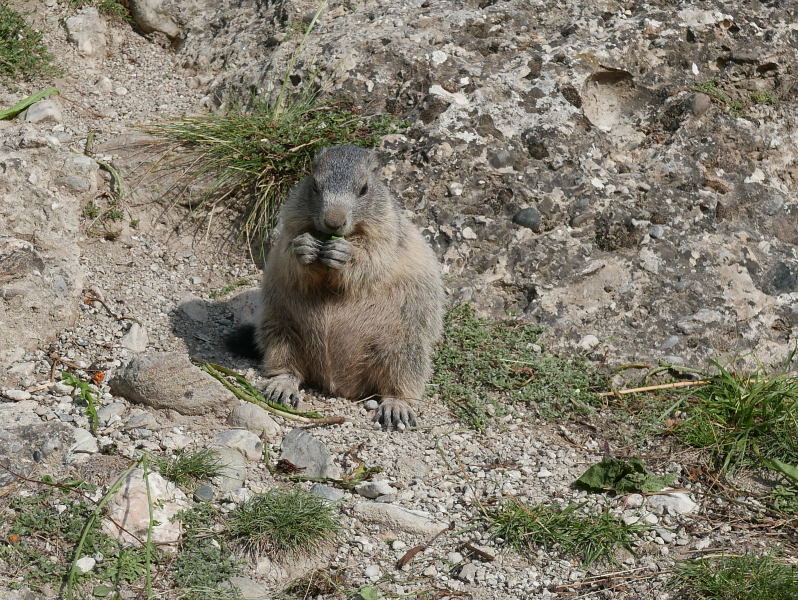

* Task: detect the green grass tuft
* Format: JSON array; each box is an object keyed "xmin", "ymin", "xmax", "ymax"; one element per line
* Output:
[
  {"xmin": 146, "ymin": 91, "xmax": 405, "ymax": 252},
  {"xmin": 488, "ymin": 499, "xmax": 644, "ymax": 566},
  {"xmin": 671, "ymin": 554, "xmax": 798, "ymax": 600},
  {"xmin": 154, "ymin": 448, "xmax": 225, "ymax": 488},
  {"xmin": 69, "ymin": 0, "xmax": 131, "ymax": 21},
  {"xmin": 0, "ymin": 5, "xmax": 59, "ymax": 80},
  {"xmin": 431, "ymin": 304, "xmax": 604, "ymax": 430},
  {"xmin": 675, "ymin": 362, "xmax": 798, "ymax": 472},
  {"xmin": 227, "ymin": 488, "xmax": 341, "ymax": 557}
]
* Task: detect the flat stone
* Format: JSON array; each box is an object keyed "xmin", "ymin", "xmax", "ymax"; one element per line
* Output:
[
  {"xmin": 194, "ymin": 484, "xmax": 215, "ymax": 502},
  {"xmin": 353, "ymin": 502, "xmax": 447, "ymax": 535},
  {"xmin": 355, "ymin": 480, "xmax": 397, "ymax": 499},
  {"xmin": 227, "ymin": 403, "xmax": 280, "ymax": 440},
  {"xmin": 97, "ymin": 402, "xmax": 126, "ymax": 426},
  {"xmin": 213, "ymin": 429, "xmax": 264, "ymax": 461},
  {"xmin": 211, "ymin": 446, "xmax": 247, "ymax": 491},
  {"xmin": 2, "ymin": 389, "xmax": 31, "ymax": 401},
  {"xmin": 66, "ymin": 428, "xmax": 99, "ymax": 463},
  {"xmin": 310, "ymin": 483, "xmax": 345, "ymax": 503},
  {"xmin": 280, "ymin": 428, "xmax": 341, "ymax": 479},
  {"xmin": 647, "ymin": 490, "xmax": 699, "ymax": 515},
  {"xmin": 24, "ymin": 99, "xmax": 63, "ymax": 124},
  {"xmin": 110, "ymin": 352, "xmax": 236, "ymax": 416}
]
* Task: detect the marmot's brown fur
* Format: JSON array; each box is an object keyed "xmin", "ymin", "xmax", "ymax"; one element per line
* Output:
[{"xmin": 253, "ymin": 145, "xmax": 443, "ymax": 428}]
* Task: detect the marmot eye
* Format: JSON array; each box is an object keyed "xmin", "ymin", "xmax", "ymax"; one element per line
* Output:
[{"xmin": 359, "ymin": 183, "xmax": 368, "ymax": 196}]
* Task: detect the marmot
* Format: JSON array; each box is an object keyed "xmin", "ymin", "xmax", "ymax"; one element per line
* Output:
[{"xmin": 231, "ymin": 145, "xmax": 443, "ymax": 428}]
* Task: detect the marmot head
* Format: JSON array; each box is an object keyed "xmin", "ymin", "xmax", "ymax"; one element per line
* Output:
[{"xmin": 287, "ymin": 145, "xmax": 391, "ymax": 238}]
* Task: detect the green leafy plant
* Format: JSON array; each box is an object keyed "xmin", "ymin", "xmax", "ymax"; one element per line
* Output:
[
  {"xmin": 488, "ymin": 499, "xmax": 645, "ymax": 566},
  {"xmin": 0, "ymin": 6, "xmax": 59, "ymax": 80},
  {"xmin": 671, "ymin": 554, "xmax": 798, "ymax": 600},
  {"xmin": 575, "ymin": 457, "xmax": 676, "ymax": 494},
  {"xmin": 208, "ymin": 278, "xmax": 252, "ymax": 300},
  {"xmin": 228, "ymin": 488, "xmax": 341, "ymax": 556},
  {"xmin": 675, "ymin": 362, "xmax": 798, "ymax": 471},
  {"xmin": 61, "ymin": 372, "xmax": 100, "ymax": 434},
  {"xmin": 432, "ymin": 304, "xmax": 604, "ymax": 430},
  {"xmin": 69, "ymin": 0, "xmax": 131, "ymax": 21},
  {"xmin": 174, "ymin": 504, "xmax": 243, "ymax": 600}
]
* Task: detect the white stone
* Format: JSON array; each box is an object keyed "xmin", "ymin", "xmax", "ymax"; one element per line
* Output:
[
  {"xmin": 647, "ymin": 490, "xmax": 699, "ymax": 515},
  {"xmin": 578, "ymin": 334, "xmax": 600, "ymax": 350},
  {"xmin": 65, "ymin": 7, "xmax": 107, "ymax": 58},
  {"xmin": 626, "ymin": 493, "xmax": 644, "ymax": 508},
  {"xmin": 75, "ymin": 556, "xmax": 96, "ymax": 573},
  {"xmin": 67, "ymin": 428, "xmax": 99, "ymax": 463},
  {"xmin": 227, "ymin": 404, "xmax": 280, "ymax": 440},
  {"xmin": 461, "ymin": 227, "xmax": 477, "ymax": 240},
  {"xmin": 102, "ymin": 469, "xmax": 190, "ymax": 551},
  {"xmin": 430, "ymin": 50, "xmax": 448, "ymax": 65},
  {"xmin": 213, "ymin": 429, "xmax": 264, "ymax": 461},
  {"xmin": 120, "ymin": 323, "xmax": 148, "ymax": 352},
  {"xmin": 24, "ymin": 99, "xmax": 63, "ymax": 124},
  {"xmin": 448, "ymin": 182, "xmax": 464, "ymax": 196},
  {"xmin": 353, "ymin": 502, "xmax": 447, "ymax": 535},
  {"xmin": 2, "ymin": 389, "xmax": 32, "ymax": 401},
  {"xmin": 355, "ymin": 480, "xmax": 397, "ymax": 499},
  {"xmin": 364, "ymin": 564, "xmax": 381, "ymax": 579}
]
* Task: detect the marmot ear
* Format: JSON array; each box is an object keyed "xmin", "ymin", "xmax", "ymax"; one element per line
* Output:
[
  {"xmin": 365, "ymin": 149, "xmax": 379, "ymax": 173},
  {"xmin": 312, "ymin": 146, "xmax": 329, "ymax": 168}
]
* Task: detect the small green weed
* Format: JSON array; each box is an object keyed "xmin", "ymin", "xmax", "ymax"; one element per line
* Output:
[
  {"xmin": 431, "ymin": 304, "xmax": 604, "ymax": 430},
  {"xmin": 693, "ymin": 81, "xmax": 727, "ymax": 103},
  {"xmin": 770, "ymin": 485, "xmax": 798, "ymax": 515},
  {"xmin": 61, "ymin": 372, "xmax": 100, "ymax": 434},
  {"xmin": 154, "ymin": 448, "xmax": 224, "ymax": 488},
  {"xmin": 750, "ymin": 91, "xmax": 775, "ymax": 105},
  {"xmin": 488, "ymin": 499, "xmax": 644, "ymax": 566},
  {"xmin": 228, "ymin": 488, "xmax": 341, "ymax": 556},
  {"xmin": 83, "ymin": 201, "xmax": 100, "ymax": 219},
  {"xmin": 0, "ymin": 5, "xmax": 59, "ymax": 80},
  {"xmin": 675, "ymin": 362, "xmax": 798, "ymax": 471},
  {"xmin": 174, "ymin": 504, "xmax": 242, "ymax": 600},
  {"xmin": 209, "ymin": 278, "xmax": 252, "ymax": 300},
  {"xmin": 671, "ymin": 554, "xmax": 798, "ymax": 600}
]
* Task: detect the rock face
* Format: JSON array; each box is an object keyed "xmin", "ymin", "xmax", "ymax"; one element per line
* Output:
[
  {"xmin": 109, "ymin": 352, "xmax": 237, "ymax": 416},
  {"xmin": 0, "ymin": 124, "xmax": 92, "ymax": 385},
  {"xmin": 168, "ymin": 0, "xmax": 798, "ymax": 368},
  {"xmin": 0, "ymin": 401, "xmax": 75, "ymax": 490}
]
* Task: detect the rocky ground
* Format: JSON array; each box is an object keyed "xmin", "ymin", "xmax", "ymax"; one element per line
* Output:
[{"xmin": 1, "ymin": 1, "xmax": 797, "ymax": 599}]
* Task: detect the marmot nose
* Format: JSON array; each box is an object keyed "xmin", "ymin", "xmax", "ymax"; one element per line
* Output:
[{"xmin": 323, "ymin": 206, "xmax": 348, "ymax": 232}]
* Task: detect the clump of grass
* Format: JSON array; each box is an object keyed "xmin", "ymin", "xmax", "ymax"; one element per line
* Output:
[
  {"xmin": 0, "ymin": 5, "xmax": 59, "ymax": 80},
  {"xmin": 61, "ymin": 372, "xmax": 100, "ymax": 434},
  {"xmin": 431, "ymin": 304, "xmax": 604, "ymax": 430},
  {"xmin": 675, "ymin": 361, "xmax": 798, "ymax": 471},
  {"xmin": 671, "ymin": 554, "xmax": 798, "ymax": 600},
  {"xmin": 146, "ymin": 91, "xmax": 405, "ymax": 251},
  {"xmin": 69, "ymin": 0, "xmax": 131, "ymax": 21},
  {"xmin": 488, "ymin": 499, "xmax": 644, "ymax": 566},
  {"xmin": 154, "ymin": 448, "xmax": 224, "ymax": 488},
  {"xmin": 227, "ymin": 488, "xmax": 341, "ymax": 557},
  {"xmin": 174, "ymin": 504, "xmax": 242, "ymax": 600}
]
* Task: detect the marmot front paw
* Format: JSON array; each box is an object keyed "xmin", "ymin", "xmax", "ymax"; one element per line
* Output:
[
  {"xmin": 318, "ymin": 237, "xmax": 353, "ymax": 270},
  {"xmin": 291, "ymin": 232, "xmax": 323, "ymax": 265},
  {"xmin": 375, "ymin": 397, "xmax": 417, "ymax": 429},
  {"xmin": 263, "ymin": 374, "xmax": 302, "ymax": 407}
]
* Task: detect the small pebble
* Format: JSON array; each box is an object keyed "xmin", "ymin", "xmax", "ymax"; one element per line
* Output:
[{"xmin": 2, "ymin": 389, "xmax": 32, "ymax": 401}]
